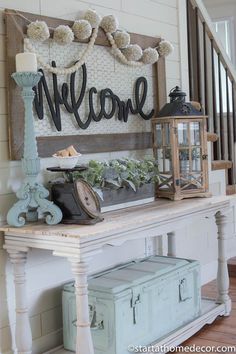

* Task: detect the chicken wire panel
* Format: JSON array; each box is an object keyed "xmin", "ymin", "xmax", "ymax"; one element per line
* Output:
[{"xmin": 24, "ymin": 39, "xmax": 156, "ymax": 137}]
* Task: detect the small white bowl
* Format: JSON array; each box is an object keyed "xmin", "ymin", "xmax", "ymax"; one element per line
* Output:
[{"xmin": 53, "ymin": 153, "xmax": 82, "ymax": 169}]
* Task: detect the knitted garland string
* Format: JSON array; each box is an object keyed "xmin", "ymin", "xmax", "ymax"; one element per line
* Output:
[{"xmin": 24, "ymin": 26, "xmax": 99, "ymax": 75}]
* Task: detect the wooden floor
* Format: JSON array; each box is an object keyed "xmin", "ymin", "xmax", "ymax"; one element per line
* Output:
[{"xmin": 181, "ymin": 277, "xmax": 236, "ymax": 350}]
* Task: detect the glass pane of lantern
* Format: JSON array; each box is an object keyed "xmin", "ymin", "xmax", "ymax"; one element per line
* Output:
[
  {"xmin": 156, "ymin": 124, "xmax": 162, "ymax": 146},
  {"xmin": 192, "ymin": 148, "xmax": 202, "ymax": 172},
  {"xmin": 157, "ymin": 148, "xmax": 173, "ymax": 191},
  {"xmin": 179, "ymin": 173, "xmax": 203, "ymax": 190},
  {"xmin": 190, "ymin": 122, "xmax": 201, "ymax": 146},
  {"xmin": 179, "ymin": 149, "xmax": 190, "ymax": 174},
  {"xmin": 163, "ymin": 148, "xmax": 172, "ymax": 173},
  {"xmin": 177, "ymin": 123, "xmax": 188, "ymax": 146},
  {"xmin": 164, "ymin": 123, "xmax": 170, "ymax": 146},
  {"xmin": 157, "ymin": 148, "xmax": 164, "ymax": 172}
]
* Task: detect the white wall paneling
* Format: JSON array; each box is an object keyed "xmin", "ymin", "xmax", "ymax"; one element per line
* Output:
[{"xmin": 0, "ymin": 1, "xmax": 233, "ymax": 353}]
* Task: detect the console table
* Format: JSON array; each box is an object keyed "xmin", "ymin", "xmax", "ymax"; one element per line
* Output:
[{"xmin": 1, "ymin": 195, "xmax": 235, "ymax": 354}]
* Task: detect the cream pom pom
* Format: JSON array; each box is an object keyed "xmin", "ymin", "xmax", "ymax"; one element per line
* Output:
[
  {"xmin": 72, "ymin": 20, "xmax": 92, "ymax": 40},
  {"xmin": 53, "ymin": 25, "xmax": 74, "ymax": 45},
  {"xmin": 113, "ymin": 30, "xmax": 130, "ymax": 49},
  {"xmin": 100, "ymin": 15, "xmax": 118, "ymax": 33},
  {"xmin": 83, "ymin": 9, "xmax": 101, "ymax": 28},
  {"xmin": 141, "ymin": 47, "xmax": 159, "ymax": 64},
  {"xmin": 122, "ymin": 44, "xmax": 142, "ymax": 61},
  {"xmin": 158, "ymin": 40, "xmax": 174, "ymax": 57},
  {"xmin": 27, "ymin": 20, "xmax": 50, "ymax": 42}
]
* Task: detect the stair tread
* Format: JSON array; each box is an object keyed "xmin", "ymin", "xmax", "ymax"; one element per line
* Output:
[
  {"xmin": 207, "ymin": 132, "xmax": 218, "ymax": 142},
  {"xmin": 211, "ymin": 160, "xmax": 233, "ymax": 171}
]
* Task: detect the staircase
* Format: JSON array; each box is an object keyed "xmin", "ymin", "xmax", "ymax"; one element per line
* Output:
[{"xmin": 186, "ymin": 0, "xmax": 236, "ymax": 192}]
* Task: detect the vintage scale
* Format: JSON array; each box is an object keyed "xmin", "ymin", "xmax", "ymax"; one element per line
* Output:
[{"xmin": 48, "ymin": 167, "xmax": 103, "ymax": 225}]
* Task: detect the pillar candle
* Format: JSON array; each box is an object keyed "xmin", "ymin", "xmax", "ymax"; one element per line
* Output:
[{"xmin": 16, "ymin": 53, "xmax": 37, "ymax": 72}]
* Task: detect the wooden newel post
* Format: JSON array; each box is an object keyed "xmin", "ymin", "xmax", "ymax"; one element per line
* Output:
[
  {"xmin": 215, "ymin": 211, "xmax": 232, "ymax": 316},
  {"xmin": 70, "ymin": 259, "xmax": 94, "ymax": 354}
]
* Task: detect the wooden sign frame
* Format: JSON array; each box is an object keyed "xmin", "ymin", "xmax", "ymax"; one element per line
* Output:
[{"xmin": 5, "ymin": 9, "xmax": 167, "ymax": 160}]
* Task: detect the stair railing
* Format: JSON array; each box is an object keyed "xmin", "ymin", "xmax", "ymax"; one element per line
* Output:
[{"xmin": 187, "ymin": 0, "xmax": 236, "ymax": 185}]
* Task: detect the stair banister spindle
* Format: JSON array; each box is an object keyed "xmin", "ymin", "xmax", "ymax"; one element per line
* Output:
[
  {"xmin": 203, "ymin": 22, "xmax": 209, "ymax": 130},
  {"xmin": 195, "ymin": 7, "xmax": 202, "ymax": 105},
  {"xmin": 228, "ymin": 77, "xmax": 236, "ymax": 185},
  {"xmin": 232, "ymin": 82, "xmax": 236, "ymax": 143},
  {"xmin": 211, "ymin": 40, "xmax": 219, "ymax": 160},
  {"xmin": 218, "ymin": 53, "xmax": 225, "ymax": 160},
  {"xmin": 226, "ymin": 68, "xmax": 233, "ymax": 184}
]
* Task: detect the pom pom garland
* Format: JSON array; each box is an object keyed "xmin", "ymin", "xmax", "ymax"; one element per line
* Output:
[
  {"xmin": 100, "ymin": 15, "xmax": 119, "ymax": 33},
  {"xmin": 27, "ymin": 20, "xmax": 50, "ymax": 42},
  {"xmin": 53, "ymin": 25, "xmax": 74, "ymax": 45},
  {"xmin": 141, "ymin": 47, "xmax": 159, "ymax": 64},
  {"xmin": 122, "ymin": 44, "xmax": 143, "ymax": 61},
  {"xmin": 72, "ymin": 20, "xmax": 92, "ymax": 40},
  {"xmin": 83, "ymin": 9, "xmax": 101, "ymax": 28},
  {"xmin": 113, "ymin": 30, "xmax": 130, "ymax": 49},
  {"xmin": 158, "ymin": 40, "xmax": 174, "ymax": 57},
  {"xmin": 24, "ymin": 8, "xmax": 174, "ymax": 72}
]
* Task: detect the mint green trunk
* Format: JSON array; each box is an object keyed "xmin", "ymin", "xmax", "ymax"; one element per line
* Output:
[{"xmin": 63, "ymin": 256, "xmax": 201, "ymax": 353}]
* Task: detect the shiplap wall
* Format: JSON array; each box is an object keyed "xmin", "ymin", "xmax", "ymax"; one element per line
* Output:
[
  {"xmin": 0, "ymin": 1, "xmax": 234, "ymax": 354},
  {"xmin": 0, "ymin": 1, "xmax": 183, "ymax": 352}
]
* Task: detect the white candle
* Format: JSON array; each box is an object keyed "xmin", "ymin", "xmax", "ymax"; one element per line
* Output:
[{"xmin": 16, "ymin": 53, "xmax": 37, "ymax": 72}]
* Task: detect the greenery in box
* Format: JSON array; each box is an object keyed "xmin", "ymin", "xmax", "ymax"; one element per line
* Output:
[{"xmin": 65, "ymin": 157, "xmax": 159, "ymax": 200}]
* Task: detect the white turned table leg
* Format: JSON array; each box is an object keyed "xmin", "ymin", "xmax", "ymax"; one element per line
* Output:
[
  {"xmin": 70, "ymin": 259, "xmax": 94, "ymax": 354},
  {"xmin": 8, "ymin": 250, "xmax": 32, "ymax": 354},
  {"xmin": 215, "ymin": 211, "xmax": 232, "ymax": 316},
  {"xmin": 155, "ymin": 236, "xmax": 164, "ymax": 256},
  {"xmin": 167, "ymin": 231, "xmax": 177, "ymax": 257}
]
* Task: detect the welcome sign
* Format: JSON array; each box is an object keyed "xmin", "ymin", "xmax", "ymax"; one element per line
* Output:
[{"xmin": 5, "ymin": 9, "xmax": 167, "ymax": 160}]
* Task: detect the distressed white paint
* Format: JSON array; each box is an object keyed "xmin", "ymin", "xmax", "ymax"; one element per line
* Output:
[{"xmin": 1, "ymin": 195, "xmax": 234, "ymax": 353}]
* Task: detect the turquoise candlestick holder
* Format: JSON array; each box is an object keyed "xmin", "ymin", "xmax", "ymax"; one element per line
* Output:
[{"xmin": 7, "ymin": 71, "xmax": 62, "ymax": 227}]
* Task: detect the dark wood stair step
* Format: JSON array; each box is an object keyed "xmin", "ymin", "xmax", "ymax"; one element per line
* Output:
[
  {"xmin": 228, "ymin": 258, "xmax": 236, "ymax": 277},
  {"xmin": 211, "ymin": 160, "xmax": 233, "ymax": 171},
  {"xmin": 207, "ymin": 132, "xmax": 218, "ymax": 142}
]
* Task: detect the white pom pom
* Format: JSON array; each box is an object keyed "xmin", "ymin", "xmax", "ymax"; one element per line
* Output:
[
  {"xmin": 141, "ymin": 47, "xmax": 159, "ymax": 64},
  {"xmin": 100, "ymin": 15, "xmax": 118, "ymax": 33},
  {"xmin": 83, "ymin": 9, "xmax": 101, "ymax": 28},
  {"xmin": 113, "ymin": 30, "xmax": 130, "ymax": 48},
  {"xmin": 53, "ymin": 25, "xmax": 74, "ymax": 45},
  {"xmin": 72, "ymin": 20, "xmax": 92, "ymax": 40},
  {"xmin": 158, "ymin": 40, "xmax": 174, "ymax": 57},
  {"xmin": 122, "ymin": 44, "xmax": 142, "ymax": 61},
  {"xmin": 27, "ymin": 21, "xmax": 50, "ymax": 42}
]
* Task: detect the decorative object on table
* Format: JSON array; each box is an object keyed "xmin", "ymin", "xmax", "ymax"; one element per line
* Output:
[
  {"xmin": 62, "ymin": 255, "xmax": 201, "ymax": 353},
  {"xmin": 10, "ymin": 9, "xmax": 173, "ymax": 75},
  {"xmin": 152, "ymin": 86, "xmax": 210, "ymax": 201},
  {"xmin": 62, "ymin": 158, "xmax": 159, "ymax": 207},
  {"xmin": 51, "ymin": 179, "xmax": 103, "ymax": 224},
  {"xmin": 6, "ymin": 53, "xmax": 62, "ymax": 227},
  {"xmin": 6, "ymin": 10, "xmax": 168, "ymax": 162},
  {"xmin": 53, "ymin": 145, "xmax": 82, "ymax": 169}
]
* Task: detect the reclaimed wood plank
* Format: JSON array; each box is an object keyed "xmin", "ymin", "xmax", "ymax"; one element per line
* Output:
[{"xmin": 5, "ymin": 9, "xmax": 165, "ymax": 160}]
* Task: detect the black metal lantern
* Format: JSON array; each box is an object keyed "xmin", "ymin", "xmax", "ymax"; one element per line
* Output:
[{"xmin": 152, "ymin": 87, "xmax": 210, "ymax": 200}]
